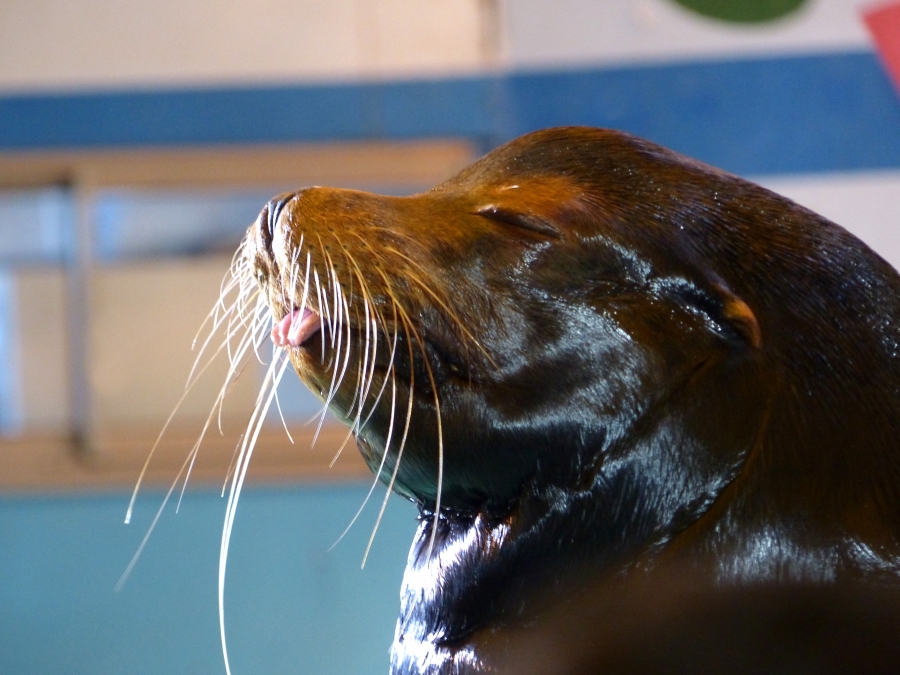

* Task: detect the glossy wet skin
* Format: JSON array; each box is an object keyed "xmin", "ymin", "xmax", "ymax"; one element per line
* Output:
[{"xmin": 243, "ymin": 128, "xmax": 900, "ymax": 674}]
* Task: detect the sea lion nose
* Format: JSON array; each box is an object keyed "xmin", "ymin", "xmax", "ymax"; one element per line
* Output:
[{"xmin": 257, "ymin": 193, "xmax": 294, "ymax": 253}]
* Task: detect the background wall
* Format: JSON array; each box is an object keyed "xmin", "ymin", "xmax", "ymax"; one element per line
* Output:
[
  {"xmin": 2, "ymin": 1, "xmax": 900, "ymax": 674},
  {"xmin": 0, "ymin": 485, "xmax": 417, "ymax": 675},
  {"xmin": 0, "ymin": 0, "xmax": 493, "ymax": 90}
]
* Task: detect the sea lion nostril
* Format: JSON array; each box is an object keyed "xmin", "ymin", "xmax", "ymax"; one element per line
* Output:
[
  {"xmin": 254, "ymin": 203, "xmax": 273, "ymax": 253},
  {"xmin": 251, "ymin": 197, "xmax": 293, "ymax": 283},
  {"xmin": 267, "ymin": 196, "xmax": 292, "ymax": 244},
  {"xmin": 257, "ymin": 195, "xmax": 292, "ymax": 253}
]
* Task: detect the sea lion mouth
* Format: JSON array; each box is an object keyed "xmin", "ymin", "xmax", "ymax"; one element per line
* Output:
[{"xmin": 270, "ymin": 307, "xmax": 323, "ymax": 348}]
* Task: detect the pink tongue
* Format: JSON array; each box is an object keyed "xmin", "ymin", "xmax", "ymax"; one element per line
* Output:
[{"xmin": 271, "ymin": 308, "xmax": 322, "ymax": 347}]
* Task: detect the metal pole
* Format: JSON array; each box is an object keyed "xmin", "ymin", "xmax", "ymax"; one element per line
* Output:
[{"xmin": 65, "ymin": 183, "xmax": 94, "ymax": 454}]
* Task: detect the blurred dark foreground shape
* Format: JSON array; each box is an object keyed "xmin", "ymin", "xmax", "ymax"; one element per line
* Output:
[{"xmin": 495, "ymin": 571, "xmax": 900, "ymax": 675}]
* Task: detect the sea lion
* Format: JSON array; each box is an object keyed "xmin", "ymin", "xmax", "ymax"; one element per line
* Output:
[{"xmin": 234, "ymin": 126, "xmax": 900, "ymax": 674}]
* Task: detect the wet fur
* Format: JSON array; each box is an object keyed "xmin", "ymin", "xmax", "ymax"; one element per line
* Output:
[{"xmin": 224, "ymin": 127, "xmax": 900, "ymax": 674}]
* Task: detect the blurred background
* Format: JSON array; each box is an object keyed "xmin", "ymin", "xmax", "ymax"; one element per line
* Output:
[{"xmin": 1, "ymin": 1, "xmax": 899, "ymax": 673}]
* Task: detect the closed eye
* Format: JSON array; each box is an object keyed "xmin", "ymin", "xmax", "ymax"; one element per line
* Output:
[{"xmin": 474, "ymin": 205, "xmax": 561, "ymax": 238}]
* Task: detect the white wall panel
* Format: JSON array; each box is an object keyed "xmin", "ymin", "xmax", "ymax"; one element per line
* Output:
[
  {"xmin": 503, "ymin": 0, "xmax": 874, "ymax": 69},
  {"xmin": 0, "ymin": 0, "xmax": 490, "ymax": 92},
  {"xmin": 354, "ymin": 0, "xmax": 488, "ymax": 76},
  {"xmin": 760, "ymin": 171, "xmax": 900, "ymax": 271},
  {"xmin": 0, "ymin": 0, "xmax": 885, "ymax": 92},
  {"xmin": 8, "ymin": 267, "xmax": 70, "ymax": 434}
]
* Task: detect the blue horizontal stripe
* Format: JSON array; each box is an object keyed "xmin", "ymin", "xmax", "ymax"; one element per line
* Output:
[
  {"xmin": 0, "ymin": 79, "xmax": 497, "ymax": 148},
  {"xmin": 2, "ymin": 51, "xmax": 899, "ymax": 175},
  {"xmin": 502, "ymin": 52, "xmax": 900, "ymax": 175}
]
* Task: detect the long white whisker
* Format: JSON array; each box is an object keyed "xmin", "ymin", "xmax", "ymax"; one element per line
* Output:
[
  {"xmin": 187, "ymin": 293, "xmax": 243, "ymax": 390},
  {"xmin": 329, "ymin": 305, "xmax": 384, "ymax": 466},
  {"xmin": 329, "ymin": 257, "xmax": 340, "ymax": 349},
  {"xmin": 219, "ymin": 349, "xmax": 292, "ymax": 675},
  {"xmin": 314, "ymin": 269, "xmax": 326, "ymax": 363},
  {"xmin": 350, "ymin": 307, "xmax": 399, "ymax": 442},
  {"xmin": 190, "ymin": 257, "xmax": 243, "ymax": 354},
  {"xmin": 116, "ymin": 446, "xmax": 199, "ymax": 591},
  {"xmin": 216, "ymin": 308, "xmax": 273, "ymax": 433},
  {"xmin": 329, "ymin": 370, "xmax": 398, "ymax": 551},
  {"xmin": 314, "ymin": 286, "xmax": 352, "ymax": 445},
  {"xmin": 317, "ymin": 267, "xmax": 334, "ymax": 349},
  {"xmin": 220, "ymin": 431, "xmax": 245, "ymax": 498},
  {"xmin": 317, "ymin": 267, "xmax": 346, "ymax": 422},
  {"xmin": 362, "ymin": 324, "xmax": 417, "ymax": 568},
  {"xmin": 124, "ymin": 330, "xmax": 236, "ymax": 525},
  {"xmin": 189, "ymin": 327, "xmax": 268, "ymax": 503},
  {"xmin": 193, "ymin": 273, "xmax": 240, "ymax": 345},
  {"xmin": 248, "ymin": 296, "xmax": 274, "ymax": 366},
  {"xmin": 272, "ymin": 349, "xmax": 295, "ymax": 444},
  {"xmin": 348, "ymin": 292, "xmax": 372, "ymax": 420}
]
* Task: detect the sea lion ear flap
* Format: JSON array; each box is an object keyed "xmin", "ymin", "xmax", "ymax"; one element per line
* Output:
[
  {"xmin": 659, "ymin": 269, "xmax": 762, "ymax": 349},
  {"xmin": 711, "ymin": 282, "xmax": 762, "ymax": 349}
]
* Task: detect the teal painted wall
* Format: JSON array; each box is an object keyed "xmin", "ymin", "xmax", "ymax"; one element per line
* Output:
[{"xmin": 0, "ymin": 484, "xmax": 418, "ymax": 674}]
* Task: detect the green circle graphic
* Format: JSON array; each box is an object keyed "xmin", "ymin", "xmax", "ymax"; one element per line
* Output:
[{"xmin": 672, "ymin": 0, "xmax": 808, "ymax": 23}]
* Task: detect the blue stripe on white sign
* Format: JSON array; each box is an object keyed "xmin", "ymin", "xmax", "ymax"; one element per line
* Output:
[{"xmin": 1, "ymin": 51, "xmax": 899, "ymax": 176}]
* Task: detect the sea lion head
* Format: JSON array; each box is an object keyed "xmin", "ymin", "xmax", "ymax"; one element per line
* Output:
[
  {"xmin": 237, "ymin": 126, "xmax": 900, "ymax": 671},
  {"xmin": 243, "ymin": 128, "xmax": 774, "ymax": 511}
]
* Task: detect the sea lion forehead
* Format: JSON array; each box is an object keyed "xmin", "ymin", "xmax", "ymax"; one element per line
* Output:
[
  {"xmin": 436, "ymin": 128, "xmax": 706, "ymax": 235},
  {"xmin": 446, "ymin": 127, "xmax": 664, "ymax": 185}
]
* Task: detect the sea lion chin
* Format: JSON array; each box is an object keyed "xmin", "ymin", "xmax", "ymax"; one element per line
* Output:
[{"xmin": 238, "ymin": 126, "xmax": 900, "ymax": 674}]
